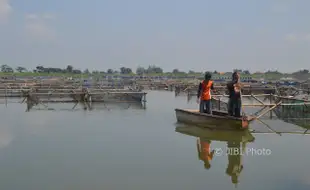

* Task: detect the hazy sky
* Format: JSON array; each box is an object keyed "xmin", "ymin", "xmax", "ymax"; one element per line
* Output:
[{"xmin": 0, "ymin": 0, "xmax": 309, "ymax": 73}]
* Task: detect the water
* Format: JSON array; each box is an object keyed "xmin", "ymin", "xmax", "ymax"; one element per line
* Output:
[{"xmin": 0, "ymin": 91, "xmax": 310, "ymax": 190}]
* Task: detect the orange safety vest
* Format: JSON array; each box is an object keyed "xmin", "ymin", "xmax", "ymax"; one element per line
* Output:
[
  {"xmin": 200, "ymin": 141, "xmax": 212, "ymax": 161},
  {"xmin": 200, "ymin": 80, "xmax": 213, "ymax": 100}
]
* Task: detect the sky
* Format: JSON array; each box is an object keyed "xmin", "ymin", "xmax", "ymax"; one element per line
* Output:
[{"xmin": 0, "ymin": 0, "xmax": 310, "ymax": 73}]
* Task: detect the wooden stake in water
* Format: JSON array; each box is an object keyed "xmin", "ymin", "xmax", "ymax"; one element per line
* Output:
[{"xmin": 5, "ymin": 85, "xmax": 7, "ymax": 107}]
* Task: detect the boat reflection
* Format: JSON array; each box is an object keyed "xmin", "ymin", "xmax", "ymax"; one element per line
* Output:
[{"xmin": 175, "ymin": 124, "xmax": 255, "ymax": 186}]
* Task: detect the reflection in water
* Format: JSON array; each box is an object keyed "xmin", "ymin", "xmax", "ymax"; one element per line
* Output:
[
  {"xmin": 197, "ymin": 138, "xmax": 214, "ymax": 169},
  {"xmin": 226, "ymin": 141, "xmax": 244, "ymax": 186},
  {"xmin": 25, "ymin": 102, "xmax": 146, "ymax": 111},
  {"xmin": 89, "ymin": 102, "xmax": 146, "ymax": 110},
  {"xmin": 0, "ymin": 125, "xmax": 13, "ymax": 149},
  {"xmin": 187, "ymin": 94, "xmax": 192, "ymax": 103},
  {"xmin": 176, "ymin": 124, "xmax": 255, "ymax": 186},
  {"xmin": 274, "ymin": 103, "xmax": 310, "ymax": 129}
]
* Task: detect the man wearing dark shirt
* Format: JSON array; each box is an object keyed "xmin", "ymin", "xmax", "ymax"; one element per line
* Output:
[
  {"xmin": 197, "ymin": 72, "xmax": 214, "ymax": 114},
  {"xmin": 226, "ymin": 72, "xmax": 241, "ymax": 117}
]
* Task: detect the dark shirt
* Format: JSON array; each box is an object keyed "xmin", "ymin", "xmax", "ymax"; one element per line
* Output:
[
  {"xmin": 227, "ymin": 80, "xmax": 240, "ymax": 99},
  {"xmin": 197, "ymin": 80, "xmax": 214, "ymax": 99}
]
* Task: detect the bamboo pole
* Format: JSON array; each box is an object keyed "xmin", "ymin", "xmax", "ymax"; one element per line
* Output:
[
  {"xmin": 242, "ymin": 103, "xmax": 310, "ymax": 106},
  {"xmin": 249, "ymin": 100, "xmax": 283, "ymax": 121},
  {"xmin": 273, "ymin": 95, "xmax": 310, "ymax": 102},
  {"xmin": 253, "ymin": 106, "xmax": 269, "ymax": 115},
  {"xmin": 250, "ymin": 131, "xmax": 310, "ymax": 135},
  {"xmin": 250, "ymin": 94, "xmax": 265, "ymax": 105},
  {"xmin": 256, "ymin": 118, "xmax": 281, "ymax": 136},
  {"xmin": 5, "ymin": 85, "xmax": 7, "ymax": 107},
  {"xmin": 212, "ymin": 94, "xmax": 274, "ymax": 97},
  {"xmin": 22, "ymin": 91, "xmax": 147, "ymax": 96},
  {"xmin": 0, "ymin": 88, "xmax": 131, "ymax": 92}
]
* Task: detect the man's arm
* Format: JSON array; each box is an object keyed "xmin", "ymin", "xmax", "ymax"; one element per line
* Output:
[
  {"xmin": 211, "ymin": 83, "xmax": 218, "ymax": 94},
  {"xmin": 210, "ymin": 149, "xmax": 215, "ymax": 160},
  {"xmin": 211, "ymin": 83, "xmax": 214, "ymax": 90},
  {"xmin": 227, "ymin": 81, "xmax": 233, "ymax": 90},
  {"xmin": 197, "ymin": 82, "xmax": 202, "ymax": 99}
]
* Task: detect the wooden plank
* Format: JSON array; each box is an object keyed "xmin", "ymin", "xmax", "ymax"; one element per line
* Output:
[
  {"xmin": 23, "ymin": 92, "xmax": 147, "ymax": 95},
  {"xmin": 184, "ymin": 109, "xmax": 199, "ymax": 112},
  {"xmin": 212, "ymin": 94, "xmax": 274, "ymax": 97},
  {"xmin": 242, "ymin": 103, "xmax": 310, "ymax": 106}
]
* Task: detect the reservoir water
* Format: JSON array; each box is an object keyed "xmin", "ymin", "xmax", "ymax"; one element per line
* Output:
[{"xmin": 0, "ymin": 91, "xmax": 309, "ymax": 190}]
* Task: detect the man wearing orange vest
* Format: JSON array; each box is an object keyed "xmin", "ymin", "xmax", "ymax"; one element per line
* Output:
[{"xmin": 197, "ymin": 72, "xmax": 214, "ymax": 114}]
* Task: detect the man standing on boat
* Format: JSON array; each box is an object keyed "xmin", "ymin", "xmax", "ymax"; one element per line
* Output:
[
  {"xmin": 197, "ymin": 72, "xmax": 215, "ymax": 114},
  {"xmin": 226, "ymin": 72, "xmax": 242, "ymax": 117}
]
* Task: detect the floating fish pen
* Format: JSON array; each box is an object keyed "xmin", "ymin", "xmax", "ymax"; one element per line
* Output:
[
  {"xmin": 0, "ymin": 78, "xmax": 134, "ymax": 99},
  {"xmin": 181, "ymin": 85, "xmax": 276, "ymax": 97},
  {"xmin": 1, "ymin": 88, "xmax": 146, "ymax": 102},
  {"xmin": 0, "ymin": 87, "xmax": 147, "ymax": 111},
  {"xmin": 134, "ymin": 81, "xmax": 171, "ymax": 90},
  {"xmin": 0, "ymin": 81, "xmax": 125, "ymax": 90},
  {"xmin": 207, "ymin": 93, "xmax": 310, "ymax": 131},
  {"xmin": 182, "ymin": 84, "xmax": 310, "ymax": 97},
  {"xmin": 0, "ymin": 86, "xmax": 140, "ymax": 98},
  {"xmin": 271, "ymin": 96, "xmax": 310, "ymax": 129},
  {"xmin": 0, "ymin": 78, "xmax": 148, "ymax": 112}
]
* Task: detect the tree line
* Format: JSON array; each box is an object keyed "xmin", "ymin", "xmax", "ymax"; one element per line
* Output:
[
  {"xmin": 0, "ymin": 64, "xmax": 191, "ymax": 75},
  {"xmin": 0, "ymin": 64, "xmax": 309, "ymax": 76}
]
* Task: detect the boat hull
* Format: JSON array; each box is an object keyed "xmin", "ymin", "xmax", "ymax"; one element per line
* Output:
[
  {"xmin": 175, "ymin": 124, "xmax": 254, "ymax": 142},
  {"xmin": 175, "ymin": 108, "xmax": 248, "ymax": 130}
]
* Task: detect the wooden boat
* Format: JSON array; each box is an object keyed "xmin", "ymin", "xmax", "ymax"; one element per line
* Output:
[
  {"xmin": 175, "ymin": 124, "xmax": 255, "ymax": 143},
  {"xmin": 175, "ymin": 108, "xmax": 249, "ymax": 130}
]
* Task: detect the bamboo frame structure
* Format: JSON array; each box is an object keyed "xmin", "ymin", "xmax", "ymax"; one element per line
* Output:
[
  {"xmin": 0, "ymin": 81, "xmax": 148, "ymax": 111},
  {"xmin": 209, "ymin": 93, "xmax": 310, "ymax": 132},
  {"xmin": 183, "ymin": 84, "xmax": 310, "ymax": 97}
]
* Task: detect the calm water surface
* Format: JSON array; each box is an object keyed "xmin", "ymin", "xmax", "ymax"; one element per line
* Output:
[{"xmin": 0, "ymin": 91, "xmax": 310, "ymax": 190}]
